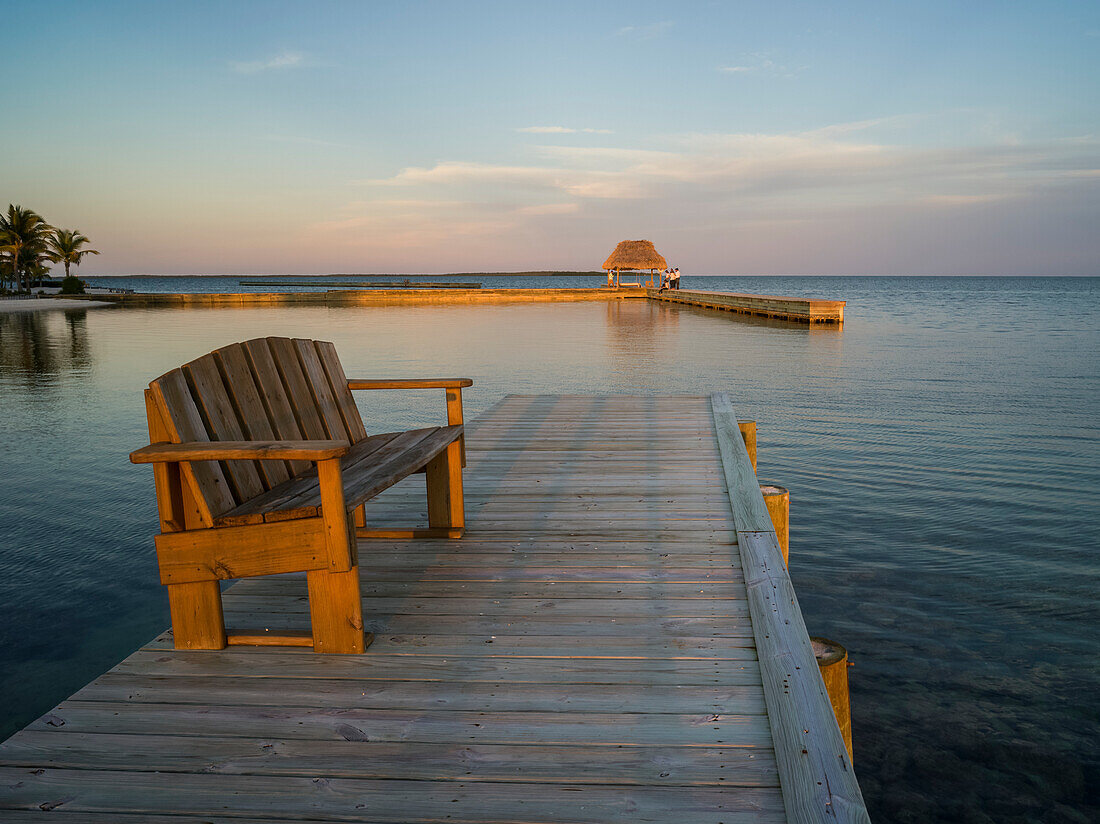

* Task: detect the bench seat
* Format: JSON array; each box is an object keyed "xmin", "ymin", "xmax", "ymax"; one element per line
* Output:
[{"xmin": 216, "ymin": 425, "xmax": 463, "ymax": 526}]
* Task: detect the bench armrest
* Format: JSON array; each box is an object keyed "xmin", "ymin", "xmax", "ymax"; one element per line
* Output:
[
  {"xmin": 347, "ymin": 379, "xmax": 473, "ymax": 390},
  {"xmin": 130, "ymin": 439, "xmax": 350, "ymax": 464},
  {"xmin": 347, "ymin": 378, "xmax": 470, "ymax": 467}
]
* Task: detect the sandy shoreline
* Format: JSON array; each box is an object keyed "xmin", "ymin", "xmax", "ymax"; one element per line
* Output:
[{"xmin": 0, "ymin": 298, "xmax": 114, "ymax": 313}]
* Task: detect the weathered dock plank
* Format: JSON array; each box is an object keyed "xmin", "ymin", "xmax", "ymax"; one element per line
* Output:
[
  {"xmin": 0, "ymin": 393, "xmax": 867, "ymax": 822},
  {"xmin": 0, "ymin": 767, "xmax": 788, "ymax": 823}
]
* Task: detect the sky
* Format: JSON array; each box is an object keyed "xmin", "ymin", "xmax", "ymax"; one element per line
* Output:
[{"xmin": 2, "ymin": 1, "xmax": 1098, "ymax": 275}]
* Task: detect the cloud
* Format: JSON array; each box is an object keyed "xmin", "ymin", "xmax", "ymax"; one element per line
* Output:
[
  {"xmin": 719, "ymin": 53, "xmax": 802, "ymax": 77},
  {"xmin": 370, "ymin": 124, "xmax": 1100, "ymax": 206},
  {"xmin": 318, "ymin": 116, "xmax": 1100, "ymax": 270},
  {"xmin": 921, "ymin": 193, "xmax": 1014, "ymax": 206},
  {"xmin": 365, "ymin": 125, "xmax": 1100, "ymax": 208},
  {"xmin": 261, "ymin": 134, "xmax": 354, "ymax": 149},
  {"xmin": 615, "ymin": 21, "xmax": 673, "ymax": 40},
  {"xmin": 364, "ymin": 160, "xmax": 646, "ymax": 199},
  {"xmin": 517, "ymin": 126, "xmax": 614, "ymax": 134},
  {"xmin": 517, "ymin": 126, "xmax": 575, "ymax": 134},
  {"xmin": 516, "ymin": 203, "xmax": 580, "ymax": 215},
  {"xmin": 231, "ymin": 51, "xmax": 304, "ymax": 74}
]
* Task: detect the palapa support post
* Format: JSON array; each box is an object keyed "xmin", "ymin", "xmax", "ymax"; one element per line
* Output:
[
  {"xmin": 812, "ymin": 637, "xmax": 853, "ymax": 761},
  {"xmin": 737, "ymin": 419, "xmax": 757, "ymax": 472},
  {"xmin": 759, "ymin": 483, "xmax": 789, "ymax": 566}
]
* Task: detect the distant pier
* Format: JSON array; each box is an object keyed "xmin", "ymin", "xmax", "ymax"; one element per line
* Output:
[
  {"xmin": 59, "ymin": 287, "xmax": 845, "ymax": 324},
  {"xmin": 59, "ymin": 288, "xmax": 617, "ymax": 307},
  {"xmin": 237, "ymin": 280, "xmax": 483, "ymax": 289},
  {"xmin": 648, "ymin": 288, "xmax": 845, "ymax": 324}
]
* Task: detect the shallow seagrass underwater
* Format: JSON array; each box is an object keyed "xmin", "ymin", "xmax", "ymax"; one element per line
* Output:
[{"xmin": 0, "ymin": 276, "xmax": 1097, "ymax": 822}]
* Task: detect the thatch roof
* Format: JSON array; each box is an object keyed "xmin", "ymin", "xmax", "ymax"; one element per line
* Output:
[{"xmin": 602, "ymin": 240, "xmax": 667, "ymax": 271}]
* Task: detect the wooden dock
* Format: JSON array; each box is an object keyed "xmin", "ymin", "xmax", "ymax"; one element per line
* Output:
[
  {"xmin": 237, "ymin": 281, "xmax": 484, "ymax": 288},
  {"xmin": 0, "ymin": 394, "xmax": 867, "ymax": 822},
  {"xmin": 57, "ymin": 288, "xmax": 623, "ymax": 307},
  {"xmin": 648, "ymin": 289, "xmax": 845, "ymax": 324},
  {"xmin": 57, "ymin": 288, "xmax": 845, "ymax": 326}
]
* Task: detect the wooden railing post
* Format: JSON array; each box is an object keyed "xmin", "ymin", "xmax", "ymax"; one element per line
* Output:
[
  {"xmin": 737, "ymin": 419, "xmax": 756, "ymax": 472},
  {"xmin": 760, "ymin": 483, "xmax": 789, "ymax": 566},
  {"xmin": 446, "ymin": 387, "xmax": 466, "ymax": 466},
  {"xmin": 317, "ymin": 458, "xmax": 354, "ymax": 572},
  {"xmin": 813, "ymin": 637, "xmax": 853, "ymax": 762}
]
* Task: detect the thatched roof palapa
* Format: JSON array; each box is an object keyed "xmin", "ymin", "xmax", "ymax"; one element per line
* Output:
[{"xmin": 602, "ymin": 239, "xmax": 667, "ymax": 271}]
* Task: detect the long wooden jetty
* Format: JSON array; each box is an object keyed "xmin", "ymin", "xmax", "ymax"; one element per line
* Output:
[
  {"xmin": 237, "ymin": 280, "xmax": 483, "ymax": 288},
  {"xmin": 648, "ymin": 289, "xmax": 845, "ymax": 324},
  {"xmin": 58, "ymin": 288, "xmax": 845, "ymax": 323},
  {"xmin": 60, "ymin": 288, "xmax": 618, "ymax": 307},
  {"xmin": 0, "ymin": 394, "xmax": 867, "ymax": 822}
]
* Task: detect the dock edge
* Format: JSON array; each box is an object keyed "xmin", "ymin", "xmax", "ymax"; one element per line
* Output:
[{"xmin": 711, "ymin": 392, "xmax": 870, "ymax": 823}]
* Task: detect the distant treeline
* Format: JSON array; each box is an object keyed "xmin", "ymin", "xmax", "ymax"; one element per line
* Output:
[{"xmin": 1, "ymin": 204, "xmax": 99, "ymax": 293}]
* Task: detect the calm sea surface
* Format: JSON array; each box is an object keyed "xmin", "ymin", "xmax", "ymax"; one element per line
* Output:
[{"xmin": 1, "ymin": 276, "xmax": 1097, "ymax": 822}]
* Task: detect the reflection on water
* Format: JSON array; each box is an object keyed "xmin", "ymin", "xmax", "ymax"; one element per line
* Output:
[
  {"xmin": 0, "ymin": 279, "xmax": 1098, "ymax": 822},
  {"xmin": 0, "ymin": 309, "xmax": 92, "ymax": 382},
  {"xmin": 604, "ymin": 300, "xmax": 679, "ymax": 388}
]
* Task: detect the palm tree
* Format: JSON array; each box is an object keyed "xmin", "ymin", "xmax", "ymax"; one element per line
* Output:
[
  {"xmin": 47, "ymin": 228, "xmax": 100, "ymax": 279},
  {"xmin": 0, "ymin": 204, "xmax": 54, "ymax": 292}
]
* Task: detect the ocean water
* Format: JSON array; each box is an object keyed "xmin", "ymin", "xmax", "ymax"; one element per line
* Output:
[{"xmin": 1, "ymin": 276, "xmax": 1097, "ymax": 822}]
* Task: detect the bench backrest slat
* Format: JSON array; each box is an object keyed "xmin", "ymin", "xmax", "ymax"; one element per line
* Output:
[
  {"xmin": 213, "ymin": 344, "xmax": 293, "ymax": 489},
  {"xmin": 293, "ymin": 338, "xmax": 352, "ymax": 442},
  {"xmin": 148, "ymin": 337, "xmax": 371, "ymax": 521},
  {"xmin": 241, "ymin": 338, "xmax": 313, "ymax": 477},
  {"xmin": 316, "ymin": 341, "xmax": 369, "ymax": 442},
  {"xmin": 266, "ymin": 337, "xmax": 329, "ymax": 442},
  {"xmin": 150, "ymin": 368, "xmax": 237, "ymax": 522},
  {"xmin": 183, "ymin": 353, "xmax": 268, "ymax": 503}
]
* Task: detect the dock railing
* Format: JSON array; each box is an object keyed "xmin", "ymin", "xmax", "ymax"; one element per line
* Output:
[{"xmin": 712, "ymin": 392, "xmax": 870, "ymax": 823}]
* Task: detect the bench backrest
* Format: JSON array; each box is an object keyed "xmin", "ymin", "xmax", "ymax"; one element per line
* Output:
[{"xmin": 146, "ymin": 337, "xmax": 367, "ymax": 523}]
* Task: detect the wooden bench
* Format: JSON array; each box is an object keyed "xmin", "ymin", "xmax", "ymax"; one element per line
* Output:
[{"xmin": 130, "ymin": 336, "xmax": 470, "ymax": 654}]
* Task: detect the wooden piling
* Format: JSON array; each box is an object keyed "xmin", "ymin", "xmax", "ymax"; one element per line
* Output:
[
  {"xmin": 812, "ymin": 637, "xmax": 853, "ymax": 761},
  {"xmin": 760, "ymin": 483, "xmax": 789, "ymax": 565},
  {"xmin": 737, "ymin": 419, "xmax": 757, "ymax": 472}
]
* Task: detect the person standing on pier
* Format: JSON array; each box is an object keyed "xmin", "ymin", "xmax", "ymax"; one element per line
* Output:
[{"xmin": 672, "ymin": 267, "xmax": 681, "ymax": 290}]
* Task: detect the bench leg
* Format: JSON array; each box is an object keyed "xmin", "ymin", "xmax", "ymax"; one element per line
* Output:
[
  {"xmin": 307, "ymin": 566, "xmax": 370, "ymax": 654},
  {"xmin": 168, "ymin": 580, "xmax": 227, "ymax": 649},
  {"xmin": 426, "ymin": 440, "xmax": 464, "ymax": 531}
]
